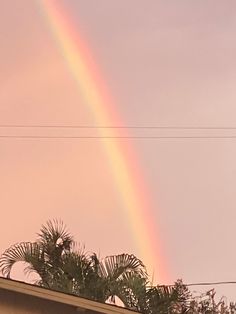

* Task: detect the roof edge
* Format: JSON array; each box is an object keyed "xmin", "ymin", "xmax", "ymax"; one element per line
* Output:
[{"xmin": 0, "ymin": 277, "xmax": 138, "ymax": 314}]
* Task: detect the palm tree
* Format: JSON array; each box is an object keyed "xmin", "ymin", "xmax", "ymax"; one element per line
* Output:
[
  {"xmin": 144, "ymin": 280, "xmax": 191, "ymax": 314},
  {"xmin": 0, "ymin": 220, "xmax": 75, "ymax": 289},
  {"xmin": 0, "ymin": 220, "xmax": 148, "ymax": 309}
]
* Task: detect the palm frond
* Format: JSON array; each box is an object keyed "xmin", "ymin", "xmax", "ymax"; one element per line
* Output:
[
  {"xmin": 37, "ymin": 219, "xmax": 74, "ymax": 251},
  {"xmin": 61, "ymin": 251, "xmax": 91, "ymax": 282},
  {"xmin": 0, "ymin": 242, "xmax": 40, "ymax": 278},
  {"xmin": 145, "ymin": 282, "xmax": 191, "ymax": 314},
  {"xmin": 99, "ymin": 254, "xmax": 147, "ymax": 280}
]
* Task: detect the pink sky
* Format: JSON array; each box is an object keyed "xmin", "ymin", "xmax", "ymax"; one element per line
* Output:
[{"xmin": 1, "ymin": 0, "xmax": 236, "ymax": 300}]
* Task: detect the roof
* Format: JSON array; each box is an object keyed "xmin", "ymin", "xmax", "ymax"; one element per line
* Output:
[{"xmin": 0, "ymin": 277, "xmax": 138, "ymax": 314}]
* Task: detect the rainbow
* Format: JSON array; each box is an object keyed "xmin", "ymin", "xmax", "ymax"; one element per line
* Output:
[{"xmin": 38, "ymin": 0, "xmax": 168, "ymax": 282}]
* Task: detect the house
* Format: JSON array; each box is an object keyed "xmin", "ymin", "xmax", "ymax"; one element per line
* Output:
[{"xmin": 0, "ymin": 277, "xmax": 138, "ymax": 314}]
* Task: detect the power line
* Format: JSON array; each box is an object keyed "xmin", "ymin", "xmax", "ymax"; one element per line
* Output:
[
  {"xmin": 154, "ymin": 281, "xmax": 236, "ymax": 288},
  {"xmin": 1, "ymin": 124, "xmax": 236, "ymax": 130},
  {"xmin": 185, "ymin": 281, "xmax": 236, "ymax": 287},
  {"xmin": 1, "ymin": 135, "xmax": 236, "ymax": 139}
]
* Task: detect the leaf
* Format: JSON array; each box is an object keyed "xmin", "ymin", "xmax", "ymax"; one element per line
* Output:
[
  {"xmin": 99, "ymin": 254, "xmax": 147, "ymax": 280},
  {"xmin": 37, "ymin": 219, "xmax": 74, "ymax": 252},
  {"xmin": 0, "ymin": 242, "xmax": 41, "ymax": 278}
]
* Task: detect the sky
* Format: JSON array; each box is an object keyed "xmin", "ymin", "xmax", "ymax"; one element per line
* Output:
[{"xmin": 1, "ymin": 0, "xmax": 236, "ymax": 301}]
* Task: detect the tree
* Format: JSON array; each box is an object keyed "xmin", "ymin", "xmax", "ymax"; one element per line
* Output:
[
  {"xmin": 1, "ymin": 220, "xmax": 200, "ymax": 313},
  {"xmin": 187, "ymin": 289, "xmax": 236, "ymax": 314},
  {"xmin": 140, "ymin": 279, "xmax": 191, "ymax": 314},
  {"xmin": 0, "ymin": 220, "xmax": 148, "ymax": 309}
]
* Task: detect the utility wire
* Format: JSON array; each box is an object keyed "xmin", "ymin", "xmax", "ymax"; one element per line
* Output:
[
  {"xmin": 1, "ymin": 135, "xmax": 236, "ymax": 139},
  {"xmin": 1, "ymin": 124, "xmax": 236, "ymax": 129},
  {"xmin": 185, "ymin": 281, "xmax": 236, "ymax": 287},
  {"xmin": 151, "ymin": 281, "xmax": 236, "ymax": 288},
  {"xmin": 2, "ymin": 125, "xmax": 236, "ymax": 139}
]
